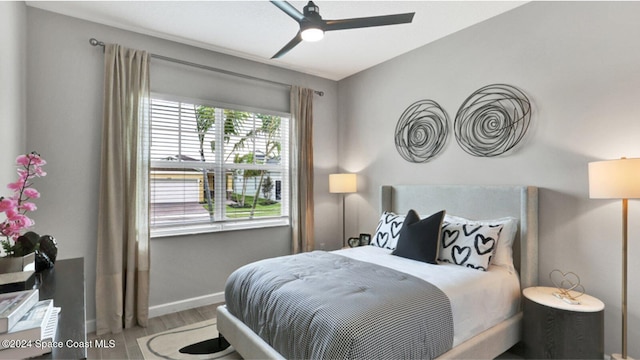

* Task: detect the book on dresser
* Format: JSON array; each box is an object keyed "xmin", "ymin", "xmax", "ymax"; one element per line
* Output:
[
  {"xmin": 0, "ymin": 299, "xmax": 54, "ymax": 346},
  {"xmin": 0, "ymin": 300, "xmax": 60, "ymax": 359},
  {"xmin": 0, "ymin": 290, "xmax": 39, "ymax": 333}
]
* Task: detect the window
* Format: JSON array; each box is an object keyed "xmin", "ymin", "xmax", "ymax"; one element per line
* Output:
[{"xmin": 150, "ymin": 95, "xmax": 290, "ymax": 237}]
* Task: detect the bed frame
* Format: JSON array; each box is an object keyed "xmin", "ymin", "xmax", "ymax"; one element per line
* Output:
[{"xmin": 217, "ymin": 185, "xmax": 539, "ymax": 359}]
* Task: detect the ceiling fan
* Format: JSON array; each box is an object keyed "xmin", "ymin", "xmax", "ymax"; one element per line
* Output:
[{"xmin": 270, "ymin": 1, "xmax": 415, "ymax": 59}]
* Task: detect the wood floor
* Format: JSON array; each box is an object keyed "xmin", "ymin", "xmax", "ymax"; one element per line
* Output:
[
  {"xmin": 88, "ymin": 303, "xmax": 221, "ymax": 360},
  {"xmin": 88, "ymin": 302, "xmax": 524, "ymax": 360}
]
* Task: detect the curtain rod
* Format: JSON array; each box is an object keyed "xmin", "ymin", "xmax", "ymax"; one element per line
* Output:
[{"xmin": 89, "ymin": 38, "xmax": 324, "ymax": 96}]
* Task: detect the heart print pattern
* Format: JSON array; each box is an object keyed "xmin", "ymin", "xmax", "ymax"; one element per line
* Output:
[
  {"xmin": 372, "ymin": 211, "xmax": 405, "ymax": 250},
  {"xmin": 437, "ymin": 222, "xmax": 503, "ymax": 271}
]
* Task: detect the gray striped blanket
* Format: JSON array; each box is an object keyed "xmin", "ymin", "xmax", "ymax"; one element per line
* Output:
[{"xmin": 225, "ymin": 251, "xmax": 453, "ymax": 359}]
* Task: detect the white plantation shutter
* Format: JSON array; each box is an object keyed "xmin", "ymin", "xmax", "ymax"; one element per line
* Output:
[{"xmin": 150, "ymin": 96, "xmax": 290, "ymax": 237}]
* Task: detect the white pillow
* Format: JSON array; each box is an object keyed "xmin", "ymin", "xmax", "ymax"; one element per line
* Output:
[
  {"xmin": 371, "ymin": 211, "xmax": 405, "ymax": 250},
  {"xmin": 437, "ymin": 222, "xmax": 504, "ymax": 271},
  {"xmin": 444, "ymin": 214, "xmax": 518, "ymax": 272}
]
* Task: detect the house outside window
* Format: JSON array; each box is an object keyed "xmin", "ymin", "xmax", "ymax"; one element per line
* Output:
[{"xmin": 150, "ymin": 95, "xmax": 290, "ymax": 237}]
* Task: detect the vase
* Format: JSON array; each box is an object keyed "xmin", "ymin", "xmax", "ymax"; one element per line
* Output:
[
  {"xmin": 0, "ymin": 252, "xmax": 37, "ymax": 293},
  {"xmin": 0, "ymin": 252, "xmax": 36, "ymax": 274}
]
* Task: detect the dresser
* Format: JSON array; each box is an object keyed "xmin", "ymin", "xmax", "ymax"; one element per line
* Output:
[{"xmin": 37, "ymin": 257, "xmax": 87, "ymax": 359}]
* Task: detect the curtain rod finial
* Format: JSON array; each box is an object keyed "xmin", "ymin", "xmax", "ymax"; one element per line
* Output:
[{"xmin": 89, "ymin": 38, "xmax": 105, "ymax": 47}]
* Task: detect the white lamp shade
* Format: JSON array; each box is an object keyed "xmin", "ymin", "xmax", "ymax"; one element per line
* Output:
[
  {"xmin": 329, "ymin": 173, "xmax": 357, "ymax": 193},
  {"xmin": 588, "ymin": 158, "xmax": 640, "ymax": 199}
]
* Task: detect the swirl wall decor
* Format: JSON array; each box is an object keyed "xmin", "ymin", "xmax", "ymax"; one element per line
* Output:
[
  {"xmin": 394, "ymin": 100, "xmax": 449, "ymax": 163},
  {"xmin": 454, "ymin": 84, "xmax": 531, "ymax": 157}
]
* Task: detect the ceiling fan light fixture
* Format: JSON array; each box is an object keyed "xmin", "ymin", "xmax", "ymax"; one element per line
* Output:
[
  {"xmin": 269, "ymin": 0, "xmax": 415, "ymax": 59},
  {"xmin": 301, "ymin": 27, "xmax": 324, "ymax": 42}
]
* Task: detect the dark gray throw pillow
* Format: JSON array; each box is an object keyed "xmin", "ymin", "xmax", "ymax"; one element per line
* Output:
[{"xmin": 392, "ymin": 209, "xmax": 445, "ymax": 264}]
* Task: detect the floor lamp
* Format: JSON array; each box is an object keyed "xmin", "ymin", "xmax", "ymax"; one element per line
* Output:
[
  {"xmin": 329, "ymin": 173, "xmax": 357, "ymax": 248},
  {"xmin": 589, "ymin": 157, "xmax": 640, "ymax": 360}
]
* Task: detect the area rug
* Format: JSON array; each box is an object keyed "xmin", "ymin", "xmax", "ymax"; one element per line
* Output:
[{"xmin": 137, "ymin": 319, "xmax": 241, "ymax": 359}]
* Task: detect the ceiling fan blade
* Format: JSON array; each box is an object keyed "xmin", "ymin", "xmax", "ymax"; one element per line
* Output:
[
  {"xmin": 271, "ymin": 32, "xmax": 303, "ymax": 59},
  {"xmin": 324, "ymin": 13, "xmax": 415, "ymax": 31},
  {"xmin": 270, "ymin": 1, "xmax": 305, "ymax": 23}
]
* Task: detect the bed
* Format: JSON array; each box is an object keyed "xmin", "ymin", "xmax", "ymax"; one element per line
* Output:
[{"xmin": 217, "ymin": 184, "xmax": 539, "ymax": 359}]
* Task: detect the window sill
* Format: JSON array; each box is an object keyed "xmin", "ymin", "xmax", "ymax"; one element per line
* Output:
[{"xmin": 150, "ymin": 217, "xmax": 290, "ymax": 238}]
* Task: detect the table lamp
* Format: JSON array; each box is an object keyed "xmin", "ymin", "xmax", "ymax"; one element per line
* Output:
[
  {"xmin": 589, "ymin": 157, "xmax": 640, "ymax": 360},
  {"xmin": 329, "ymin": 173, "xmax": 357, "ymax": 248}
]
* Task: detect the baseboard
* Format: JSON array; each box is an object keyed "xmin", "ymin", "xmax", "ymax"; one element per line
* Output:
[
  {"xmin": 148, "ymin": 291, "xmax": 225, "ymax": 318},
  {"xmin": 86, "ymin": 319, "xmax": 96, "ymax": 334},
  {"xmin": 85, "ymin": 291, "xmax": 225, "ymax": 334}
]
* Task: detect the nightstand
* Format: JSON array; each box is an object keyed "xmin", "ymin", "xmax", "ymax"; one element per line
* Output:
[{"xmin": 522, "ymin": 286, "xmax": 604, "ymax": 359}]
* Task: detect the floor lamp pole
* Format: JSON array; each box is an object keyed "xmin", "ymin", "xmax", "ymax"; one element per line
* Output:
[
  {"xmin": 341, "ymin": 194, "xmax": 346, "ymax": 248},
  {"xmin": 613, "ymin": 198, "xmax": 631, "ymax": 360},
  {"xmin": 622, "ymin": 198, "xmax": 628, "ymax": 360}
]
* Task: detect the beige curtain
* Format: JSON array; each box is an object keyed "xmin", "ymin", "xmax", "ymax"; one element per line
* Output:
[
  {"xmin": 96, "ymin": 44, "xmax": 151, "ymax": 335},
  {"xmin": 290, "ymin": 86, "xmax": 315, "ymax": 253}
]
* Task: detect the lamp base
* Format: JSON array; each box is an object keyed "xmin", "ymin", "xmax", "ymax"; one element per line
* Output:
[{"xmin": 612, "ymin": 353, "xmax": 635, "ymax": 360}]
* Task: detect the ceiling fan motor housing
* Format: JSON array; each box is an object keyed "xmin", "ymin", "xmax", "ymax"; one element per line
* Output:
[
  {"xmin": 302, "ymin": 1, "xmax": 323, "ymax": 26},
  {"xmin": 304, "ymin": 1, "xmax": 320, "ymax": 17}
]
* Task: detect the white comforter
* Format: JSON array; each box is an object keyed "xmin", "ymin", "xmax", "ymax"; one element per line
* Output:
[{"xmin": 334, "ymin": 245, "xmax": 521, "ymax": 346}]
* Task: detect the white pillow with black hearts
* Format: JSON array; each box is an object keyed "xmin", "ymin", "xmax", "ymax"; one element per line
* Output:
[
  {"xmin": 437, "ymin": 222, "xmax": 504, "ymax": 271},
  {"xmin": 445, "ymin": 214, "xmax": 518, "ymax": 273},
  {"xmin": 371, "ymin": 211, "xmax": 405, "ymax": 250}
]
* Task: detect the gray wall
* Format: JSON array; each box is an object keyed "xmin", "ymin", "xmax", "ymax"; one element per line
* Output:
[
  {"xmin": 338, "ymin": 2, "xmax": 640, "ymax": 357},
  {"xmin": 18, "ymin": 1, "xmax": 640, "ymax": 357},
  {"xmin": 0, "ymin": 2, "xmax": 27, "ymax": 185},
  {"xmin": 24, "ymin": 7, "xmax": 340, "ymax": 327}
]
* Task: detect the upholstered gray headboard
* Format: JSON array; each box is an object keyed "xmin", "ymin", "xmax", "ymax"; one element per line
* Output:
[{"xmin": 380, "ymin": 185, "xmax": 539, "ymax": 289}]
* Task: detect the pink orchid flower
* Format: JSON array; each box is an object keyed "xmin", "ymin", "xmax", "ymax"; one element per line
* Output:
[
  {"xmin": 23, "ymin": 188, "xmax": 40, "ymax": 199},
  {"xmin": 27, "ymin": 154, "xmax": 46, "ymax": 167},
  {"xmin": 15, "ymin": 154, "xmax": 31, "ymax": 167},
  {"xmin": 17, "ymin": 169, "xmax": 30, "ymax": 181},
  {"xmin": 0, "ymin": 198, "xmax": 16, "ymax": 212},
  {"xmin": 0, "ymin": 225, "xmax": 11, "ymax": 238},
  {"xmin": 7, "ymin": 179, "xmax": 26, "ymax": 192},
  {"xmin": 20, "ymin": 202, "xmax": 37, "ymax": 212},
  {"xmin": 4, "ymin": 208, "xmax": 20, "ymax": 220},
  {"xmin": 34, "ymin": 167, "xmax": 47, "ymax": 177}
]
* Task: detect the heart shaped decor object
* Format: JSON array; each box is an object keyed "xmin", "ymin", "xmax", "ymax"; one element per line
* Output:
[{"xmin": 549, "ymin": 269, "xmax": 585, "ymax": 304}]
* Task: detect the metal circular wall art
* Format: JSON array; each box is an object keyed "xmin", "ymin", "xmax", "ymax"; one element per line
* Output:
[
  {"xmin": 395, "ymin": 100, "xmax": 449, "ymax": 163},
  {"xmin": 454, "ymin": 84, "xmax": 532, "ymax": 157}
]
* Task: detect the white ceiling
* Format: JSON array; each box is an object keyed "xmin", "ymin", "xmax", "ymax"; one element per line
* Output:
[{"xmin": 26, "ymin": 1, "xmax": 526, "ymax": 81}]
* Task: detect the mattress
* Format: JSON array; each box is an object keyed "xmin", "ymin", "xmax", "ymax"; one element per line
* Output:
[{"xmin": 334, "ymin": 245, "xmax": 521, "ymax": 346}]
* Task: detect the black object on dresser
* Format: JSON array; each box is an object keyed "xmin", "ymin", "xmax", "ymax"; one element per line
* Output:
[
  {"xmin": 522, "ymin": 286, "xmax": 604, "ymax": 359},
  {"xmin": 36, "ymin": 257, "xmax": 87, "ymax": 359}
]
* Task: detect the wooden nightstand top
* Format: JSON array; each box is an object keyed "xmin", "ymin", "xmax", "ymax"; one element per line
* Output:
[{"xmin": 523, "ymin": 286, "xmax": 604, "ymax": 312}]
